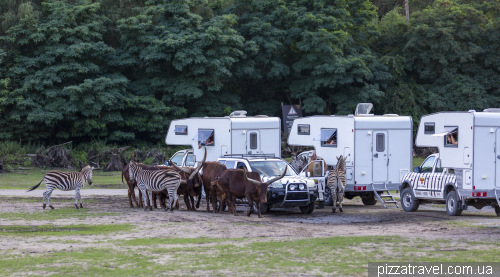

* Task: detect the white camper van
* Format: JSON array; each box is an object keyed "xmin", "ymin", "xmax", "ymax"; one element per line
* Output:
[
  {"xmin": 400, "ymin": 109, "xmax": 500, "ymax": 216},
  {"xmin": 288, "ymin": 103, "xmax": 413, "ymax": 207},
  {"xmin": 165, "ymin": 111, "xmax": 281, "ymax": 163}
]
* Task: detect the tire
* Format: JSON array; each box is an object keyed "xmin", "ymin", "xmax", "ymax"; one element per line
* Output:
[
  {"xmin": 446, "ymin": 190, "xmax": 463, "ymax": 216},
  {"xmin": 361, "ymin": 195, "xmax": 377, "ymax": 205},
  {"xmin": 300, "ymin": 202, "xmax": 315, "ymax": 214},
  {"xmin": 495, "ymin": 206, "xmax": 500, "ymax": 217},
  {"xmin": 400, "ymin": 188, "xmax": 419, "ymax": 212},
  {"xmin": 324, "ymin": 186, "xmax": 333, "ymax": 206}
]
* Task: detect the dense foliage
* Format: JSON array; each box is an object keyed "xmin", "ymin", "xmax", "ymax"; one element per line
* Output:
[{"xmin": 0, "ymin": 0, "xmax": 499, "ymax": 145}]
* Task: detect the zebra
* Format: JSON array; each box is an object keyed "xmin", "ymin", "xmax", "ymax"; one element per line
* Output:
[
  {"xmin": 128, "ymin": 161, "xmax": 183, "ymax": 212},
  {"xmin": 27, "ymin": 165, "xmax": 94, "ymax": 209},
  {"xmin": 327, "ymin": 155, "xmax": 346, "ymax": 213}
]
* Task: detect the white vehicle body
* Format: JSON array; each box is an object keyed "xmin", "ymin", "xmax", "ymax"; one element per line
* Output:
[
  {"xmin": 287, "ymin": 104, "xmax": 413, "ymax": 206},
  {"xmin": 400, "ymin": 109, "xmax": 500, "ymax": 215},
  {"xmin": 165, "ymin": 111, "xmax": 281, "ymax": 164}
]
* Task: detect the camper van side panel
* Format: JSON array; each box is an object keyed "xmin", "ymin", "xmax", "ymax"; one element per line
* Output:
[
  {"xmin": 473, "ymin": 117, "xmax": 499, "ymax": 190},
  {"xmin": 354, "ymin": 129, "xmax": 372, "ymax": 184},
  {"xmin": 165, "ymin": 118, "xmax": 232, "ymax": 162},
  {"xmin": 230, "ymin": 118, "xmax": 281, "ymax": 157},
  {"xmin": 288, "ymin": 116, "xmax": 355, "ymax": 166},
  {"xmin": 387, "ymin": 130, "xmax": 412, "ymax": 183}
]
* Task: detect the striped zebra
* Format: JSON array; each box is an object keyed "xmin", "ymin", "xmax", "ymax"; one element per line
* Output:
[
  {"xmin": 27, "ymin": 165, "xmax": 94, "ymax": 209},
  {"xmin": 128, "ymin": 161, "xmax": 183, "ymax": 212},
  {"xmin": 327, "ymin": 156, "xmax": 346, "ymax": 213}
]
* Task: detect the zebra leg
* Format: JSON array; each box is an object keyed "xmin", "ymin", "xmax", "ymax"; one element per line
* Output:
[
  {"xmin": 148, "ymin": 190, "xmax": 153, "ymax": 211},
  {"xmin": 74, "ymin": 188, "xmax": 80, "ymax": 209},
  {"xmin": 78, "ymin": 189, "xmax": 83, "ymax": 208},
  {"xmin": 140, "ymin": 186, "xmax": 149, "ymax": 211},
  {"xmin": 332, "ymin": 180, "xmax": 338, "ymax": 213},
  {"xmin": 338, "ymin": 183, "xmax": 345, "ymax": 213},
  {"xmin": 47, "ymin": 189, "xmax": 55, "ymax": 209},
  {"xmin": 42, "ymin": 190, "xmax": 49, "ymax": 209}
]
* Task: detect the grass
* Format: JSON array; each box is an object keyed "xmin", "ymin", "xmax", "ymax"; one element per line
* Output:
[
  {"xmin": 1, "ymin": 235, "xmax": 499, "ymax": 276},
  {"xmin": 0, "ymin": 223, "xmax": 132, "ymax": 237},
  {"xmin": 0, "ymin": 169, "xmax": 126, "ymax": 190},
  {"xmin": 0, "ymin": 208, "xmax": 118, "ymax": 221},
  {"xmin": 413, "ymin": 156, "xmax": 425, "ymax": 168}
]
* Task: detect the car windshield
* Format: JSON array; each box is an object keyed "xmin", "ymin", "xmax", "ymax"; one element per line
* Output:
[
  {"xmin": 249, "ymin": 161, "xmax": 296, "ymax": 177},
  {"xmin": 170, "ymin": 152, "xmax": 185, "ymax": 165}
]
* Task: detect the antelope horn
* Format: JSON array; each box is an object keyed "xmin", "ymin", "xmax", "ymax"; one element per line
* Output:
[
  {"xmin": 265, "ymin": 167, "xmax": 287, "ymax": 185},
  {"xmin": 189, "ymin": 147, "xmax": 206, "ymax": 180},
  {"xmin": 170, "ymin": 160, "xmax": 190, "ymax": 174},
  {"xmin": 243, "ymin": 168, "xmax": 262, "ymax": 186}
]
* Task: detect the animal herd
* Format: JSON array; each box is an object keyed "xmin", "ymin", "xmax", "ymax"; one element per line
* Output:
[{"xmin": 27, "ymin": 148, "xmax": 288, "ymax": 218}]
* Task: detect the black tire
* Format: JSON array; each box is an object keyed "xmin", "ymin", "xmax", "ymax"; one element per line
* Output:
[
  {"xmin": 324, "ymin": 186, "xmax": 333, "ymax": 206},
  {"xmin": 400, "ymin": 188, "xmax": 419, "ymax": 212},
  {"xmin": 300, "ymin": 202, "xmax": 315, "ymax": 214},
  {"xmin": 446, "ymin": 190, "xmax": 463, "ymax": 216},
  {"xmin": 495, "ymin": 206, "xmax": 500, "ymax": 217},
  {"xmin": 361, "ymin": 195, "xmax": 377, "ymax": 205}
]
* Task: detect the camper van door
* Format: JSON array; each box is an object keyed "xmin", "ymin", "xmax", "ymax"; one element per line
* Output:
[
  {"xmin": 373, "ymin": 131, "xmax": 389, "ymax": 182},
  {"xmin": 496, "ymin": 129, "xmax": 500, "ymax": 188},
  {"xmin": 247, "ymin": 130, "xmax": 260, "ymax": 154}
]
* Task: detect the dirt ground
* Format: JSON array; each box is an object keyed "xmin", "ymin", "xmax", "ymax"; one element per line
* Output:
[{"xmin": 1, "ymin": 194, "xmax": 499, "ymax": 251}]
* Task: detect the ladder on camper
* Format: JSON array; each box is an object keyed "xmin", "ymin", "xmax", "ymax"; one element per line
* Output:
[
  {"xmin": 495, "ymin": 189, "xmax": 500, "ymax": 208},
  {"xmin": 373, "ymin": 182, "xmax": 399, "ymax": 208}
]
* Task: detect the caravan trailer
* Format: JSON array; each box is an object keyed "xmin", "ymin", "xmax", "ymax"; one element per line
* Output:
[
  {"xmin": 287, "ymin": 103, "xmax": 413, "ymax": 207},
  {"xmin": 400, "ymin": 109, "xmax": 500, "ymax": 216},
  {"xmin": 165, "ymin": 111, "xmax": 281, "ymax": 163}
]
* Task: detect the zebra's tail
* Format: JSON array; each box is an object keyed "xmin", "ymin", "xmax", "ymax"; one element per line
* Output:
[{"xmin": 27, "ymin": 179, "xmax": 43, "ymax": 192}]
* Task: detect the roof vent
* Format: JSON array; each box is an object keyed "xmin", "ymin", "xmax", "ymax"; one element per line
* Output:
[
  {"xmin": 229, "ymin": 110, "xmax": 247, "ymax": 117},
  {"xmin": 355, "ymin": 103, "xmax": 373, "ymax": 116},
  {"xmin": 483, "ymin": 108, "xmax": 500, "ymax": 113},
  {"xmin": 383, "ymin": 114, "xmax": 399, "ymax": 117},
  {"xmin": 254, "ymin": 115, "xmax": 268, "ymax": 118}
]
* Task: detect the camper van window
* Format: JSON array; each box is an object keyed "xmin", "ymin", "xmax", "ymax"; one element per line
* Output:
[
  {"xmin": 376, "ymin": 133, "xmax": 385, "ymax": 152},
  {"xmin": 420, "ymin": 156, "xmax": 435, "ymax": 173},
  {"xmin": 198, "ymin": 129, "xmax": 214, "ymax": 147},
  {"xmin": 298, "ymin": 124, "xmax": 310, "ymax": 135},
  {"xmin": 444, "ymin": 127, "xmax": 458, "ymax": 147},
  {"xmin": 320, "ymin": 129, "xmax": 337, "ymax": 147},
  {"xmin": 174, "ymin": 125, "xmax": 188, "ymax": 135},
  {"xmin": 424, "ymin": 123, "xmax": 435, "ymax": 134},
  {"xmin": 250, "ymin": 132, "xmax": 258, "ymax": 149}
]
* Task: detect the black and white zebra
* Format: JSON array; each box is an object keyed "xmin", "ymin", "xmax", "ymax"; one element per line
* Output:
[
  {"xmin": 327, "ymin": 156, "xmax": 346, "ymax": 213},
  {"xmin": 128, "ymin": 161, "xmax": 183, "ymax": 212},
  {"xmin": 27, "ymin": 165, "xmax": 94, "ymax": 209}
]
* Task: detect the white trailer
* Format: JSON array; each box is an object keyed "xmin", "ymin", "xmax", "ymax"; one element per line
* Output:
[
  {"xmin": 400, "ymin": 109, "xmax": 500, "ymax": 216},
  {"xmin": 287, "ymin": 103, "xmax": 413, "ymax": 207},
  {"xmin": 165, "ymin": 111, "xmax": 281, "ymax": 163}
]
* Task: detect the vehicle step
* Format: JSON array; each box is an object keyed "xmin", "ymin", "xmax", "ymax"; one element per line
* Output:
[
  {"xmin": 380, "ymin": 195, "xmax": 393, "ymax": 198},
  {"xmin": 383, "ymin": 200, "xmax": 397, "ymax": 203}
]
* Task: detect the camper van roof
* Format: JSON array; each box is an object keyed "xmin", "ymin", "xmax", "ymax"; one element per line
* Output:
[{"xmin": 221, "ymin": 154, "xmax": 277, "ymax": 161}]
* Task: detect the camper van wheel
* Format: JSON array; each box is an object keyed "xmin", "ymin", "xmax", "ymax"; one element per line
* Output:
[
  {"xmin": 446, "ymin": 190, "xmax": 463, "ymax": 216},
  {"xmin": 495, "ymin": 206, "xmax": 500, "ymax": 217},
  {"xmin": 400, "ymin": 188, "xmax": 419, "ymax": 212},
  {"xmin": 361, "ymin": 196, "xmax": 377, "ymax": 206},
  {"xmin": 324, "ymin": 186, "xmax": 333, "ymax": 206}
]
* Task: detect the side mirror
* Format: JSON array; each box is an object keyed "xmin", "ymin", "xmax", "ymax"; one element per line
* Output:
[
  {"xmin": 165, "ymin": 160, "xmax": 172, "ymax": 166},
  {"xmin": 413, "ymin": 166, "xmax": 420, "ymax": 173}
]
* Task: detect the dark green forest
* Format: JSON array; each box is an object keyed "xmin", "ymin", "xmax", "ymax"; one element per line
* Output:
[{"xmin": 1, "ymin": 0, "xmax": 499, "ymax": 146}]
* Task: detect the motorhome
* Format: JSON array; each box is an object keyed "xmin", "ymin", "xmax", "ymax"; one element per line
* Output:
[
  {"xmin": 287, "ymin": 103, "xmax": 413, "ymax": 207},
  {"xmin": 400, "ymin": 109, "xmax": 500, "ymax": 216},
  {"xmin": 165, "ymin": 111, "xmax": 281, "ymax": 164}
]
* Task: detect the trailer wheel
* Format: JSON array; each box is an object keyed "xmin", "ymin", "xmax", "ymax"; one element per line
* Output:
[
  {"xmin": 495, "ymin": 206, "xmax": 500, "ymax": 217},
  {"xmin": 299, "ymin": 202, "xmax": 315, "ymax": 214},
  {"xmin": 361, "ymin": 196, "xmax": 377, "ymax": 205},
  {"xmin": 446, "ymin": 190, "xmax": 463, "ymax": 216},
  {"xmin": 400, "ymin": 188, "xmax": 419, "ymax": 212},
  {"xmin": 324, "ymin": 186, "xmax": 333, "ymax": 206}
]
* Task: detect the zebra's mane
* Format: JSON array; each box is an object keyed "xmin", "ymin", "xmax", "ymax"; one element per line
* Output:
[{"xmin": 80, "ymin": 164, "xmax": 92, "ymax": 173}]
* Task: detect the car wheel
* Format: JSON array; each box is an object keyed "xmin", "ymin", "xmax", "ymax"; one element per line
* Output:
[
  {"xmin": 446, "ymin": 190, "xmax": 463, "ymax": 216},
  {"xmin": 495, "ymin": 206, "xmax": 500, "ymax": 217},
  {"xmin": 324, "ymin": 186, "xmax": 333, "ymax": 206},
  {"xmin": 299, "ymin": 202, "xmax": 314, "ymax": 214},
  {"xmin": 400, "ymin": 188, "xmax": 419, "ymax": 212},
  {"xmin": 361, "ymin": 195, "xmax": 377, "ymax": 205}
]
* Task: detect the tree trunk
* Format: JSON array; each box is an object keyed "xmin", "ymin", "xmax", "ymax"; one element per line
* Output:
[
  {"xmin": 104, "ymin": 154, "xmax": 124, "ymax": 172},
  {"xmin": 405, "ymin": 0, "xmax": 410, "ymax": 24}
]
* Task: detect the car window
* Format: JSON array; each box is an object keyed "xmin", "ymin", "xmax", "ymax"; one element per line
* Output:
[
  {"xmin": 249, "ymin": 161, "xmax": 295, "ymax": 177},
  {"xmin": 185, "ymin": 153, "xmax": 195, "ymax": 166},
  {"xmin": 236, "ymin": 162, "xmax": 247, "ymax": 170},
  {"xmin": 434, "ymin": 159, "xmax": 444, "ymax": 173},
  {"xmin": 170, "ymin": 152, "xmax": 185, "ymax": 165},
  {"xmin": 225, "ymin": 161, "xmax": 236, "ymax": 169},
  {"xmin": 420, "ymin": 156, "xmax": 435, "ymax": 173}
]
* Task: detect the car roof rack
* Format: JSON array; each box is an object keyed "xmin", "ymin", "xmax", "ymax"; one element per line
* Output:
[{"xmin": 220, "ymin": 154, "xmax": 277, "ymax": 160}]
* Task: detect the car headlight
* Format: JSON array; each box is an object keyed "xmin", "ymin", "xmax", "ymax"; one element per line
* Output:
[
  {"xmin": 289, "ymin": 184, "xmax": 297, "ymax": 191},
  {"xmin": 299, "ymin": 184, "xmax": 306, "ymax": 191},
  {"xmin": 306, "ymin": 180, "xmax": 316, "ymax": 188},
  {"xmin": 270, "ymin": 181, "xmax": 283, "ymax": 188}
]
